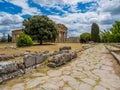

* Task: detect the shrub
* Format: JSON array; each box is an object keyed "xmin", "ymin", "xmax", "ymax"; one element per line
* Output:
[
  {"xmin": 16, "ymin": 33, "xmax": 33, "ymax": 47},
  {"xmin": 80, "ymin": 32, "xmax": 91, "ymax": 43}
]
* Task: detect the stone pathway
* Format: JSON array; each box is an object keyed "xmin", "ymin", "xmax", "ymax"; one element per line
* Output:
[{"xmin": 0, "ymin": 44, "xmax": 120, "ymax": 90}]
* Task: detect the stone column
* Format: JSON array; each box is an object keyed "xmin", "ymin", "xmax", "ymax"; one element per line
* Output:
[
  {"xmin": 64, "ymin": 32, "xmax": 66, "ymax": 42},
  {"xmin": 62, "ymin": 32, "xmax": 64, "ymax": 42},
  {"xmin": 13, "ymin": 34, "xmax": 16, "ymax": 43},
  {"xmin": 59, "ymin": 32, "xmax": 61, "ymax": 43},
  {"xmin": 63, "ymin": 32, "xmax": 65, "ymax": 43}
]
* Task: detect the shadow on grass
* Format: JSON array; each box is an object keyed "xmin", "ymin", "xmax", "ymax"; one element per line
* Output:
[
  {"xmin": 33, "ymin": 43, "xmax": 56, "ymax": 46},
  {"xmin": 17, "ymin": 43, "xmax": 57, "ymax": 48}
]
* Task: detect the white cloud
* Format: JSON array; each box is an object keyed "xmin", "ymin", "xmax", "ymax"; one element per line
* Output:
[
  {"xmin": 49, "ymin": 12, "xmax": 98, "ymax": 36},
  {"xmin": 0, "ymin": 12, "xmax": 24, "ymax": 34},
  {"xmin": 97, "ymin": 0, "xmax": 120, "ymax": 14},
  {"xmin": 33, "ymin": 0, "xmax": 96, "ymax": 14},
  {"xmin": 47, "ymin": 0, "xmax": 120, "ymax": 36},
  {"xmin": 33, "ymin": 0, "xmax": 95, "ymax": 6},
  {"xmin": 5, "ymin": 0, "xmax": 41, "ymax": 15}
]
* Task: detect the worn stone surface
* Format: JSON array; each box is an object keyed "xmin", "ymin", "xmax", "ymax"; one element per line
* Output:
[
  {"xmin": 41, "ymin": 83, "xmax": 59, "ymax": 90},
  {"xmin": 35, "ymin": 54, "xmax": 45, "ymax": 64},
  {"xmin": 12, "ymin": 83, "xmax": 24, "ymax": 90},
  {"xmin": 47, "ymin": 70, "xmax": 62, "ymax": 77},
  {"xmin": 27, "ymin": 77, "xmax": 46, "ymax": 89},
  {"xmin": 63, "ymin": 86, "xmax": 72, "ymax": 90},
  {"xmin": 32, "ymin": 73, "xmax": 46, "ymax": 77},
  {"xmin": 0, "ymin": 61, "xmax": 18, "ymax": 74},
  {"xmin": 79, "ymin": 83, "xmax": 92, "ymax": 90},
  {"xmin": 81, "ymin": 78, "xmax": 96, "ymax": 86},
  {"xmin": 94, "ymin": 85, "xmax": 107, "ymax": 90},
  {"xmin": 48, "ymin": 51, "xmax": 77, "ymax": 67},
  {"xmin": 23, "ymin": 55, "xmax": 36, "ymax": 68},
  {"xmin": 0, "ymin": 44, "xmax": 120, "ymax": 90}
]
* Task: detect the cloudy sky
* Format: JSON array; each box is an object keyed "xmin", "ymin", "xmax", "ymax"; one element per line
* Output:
[{"xmin": 0, "ymin": 0, "xmax": 120, "ymax": 37}]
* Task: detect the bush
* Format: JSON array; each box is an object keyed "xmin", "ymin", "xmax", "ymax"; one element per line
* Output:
[
  {"xmin": 16, "ymin": 33, "xmax": 33, "ymax": 47},
  {"xmin": 80, "ymin": 32, "xmax": 91, "ymax": 43}
]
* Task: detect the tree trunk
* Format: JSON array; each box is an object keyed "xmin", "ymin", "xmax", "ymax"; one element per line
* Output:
[{"xmin": 40, "ymin": 40, "xmax": 42, "ymax": 45}]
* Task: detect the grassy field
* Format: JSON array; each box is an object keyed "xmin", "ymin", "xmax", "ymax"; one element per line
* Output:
[
  {"xmin": 0, "ymin": 43, "xmax": 82, "ymax": 55},
  {"xmin": 0, "ymin": 42, "xmax": 83, "ymax": 87}
]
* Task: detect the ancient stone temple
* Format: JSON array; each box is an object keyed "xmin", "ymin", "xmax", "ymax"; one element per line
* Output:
[
  {"xmin": 12, "ymin": 24, "xmax": 67, "ymax": 43},
  {"xmin": 56, "ymin": 24, "xmax": 67, "ymax": 43},
  {"xmin": 12, "ymin": 30, "xmax": 23, "ymax": 43}
]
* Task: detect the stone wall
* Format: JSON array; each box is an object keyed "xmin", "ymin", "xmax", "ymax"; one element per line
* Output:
[
  {"xmin": 105, "ymin": 44, "xmax": 120, "ymax": 65},
  {"xmin": 48, "ymin": 51, "xmax": 77, "ymax": 68},
  {"xmin": 66, "ymin": 37, "xmax": 80, "ymax": 43},
  {"xmin": 0, "ymin": 46, "xmax": 78, "ymax": 83},
  {"xmin": 0, "ymin": 52, "xmax": 50, "ymax": 83}
]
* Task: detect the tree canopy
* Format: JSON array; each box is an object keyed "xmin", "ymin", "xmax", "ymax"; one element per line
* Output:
[
  {"xmin": 80, "ymin": 32, "xmax": 91, "ymax": 43},
  {"xmin": 23, "ymin": 15, "xmax": 58, "ymax": 44},
  {"xmin": 91, "ymin": 23, "xmax": 100, "ymax": 42},
  {"xmin": 101, "ymin": 21, "xmax": 120, "ymax": 42}
]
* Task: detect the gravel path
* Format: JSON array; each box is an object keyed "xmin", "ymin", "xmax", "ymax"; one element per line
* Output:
[{"xmin": 0, "ymin": 44, "xmax": 120, "ymax": 90}]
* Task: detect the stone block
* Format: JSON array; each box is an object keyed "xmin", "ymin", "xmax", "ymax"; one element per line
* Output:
[
  {"xmin": 0, "ymin": 61, "xmax": 18, "ymax": 74},
  {"xmin": 48, "ymin": 51, "xmax": 77, "ymax": 68},
  {"xmin": 59, "ymin": 46, "xmax": 71, "ymax": 51},
  {"xmin": 1, "ymin": 70, "xmax": 24, "ymax": 81},
  {"xmin": 35, "ymin": 54, "xmax": 45, "ymax": 64},
  {"xmin": 47, "ymin": 62, "xmax": 56, "ymax": 68},
  {"xmin": 59, "ymin": 50, "xmax": 69, "ymax": 54},
  {"xmin": 23, "ymin": 55, "xmax": 36, "ymax": 68},
  {"xmin": 24, "ymin": 52, "xmax": 30, "ymax": 55},
  {"xmin": 0, "ymin": 54, "xmax": 10, "ymax": 61},
  {"xmin": 71, "ymin": 51, "xmax": 77, "ymax": 59},
  {"xmin": 17, "ymin": 62, "xmax": 25, "ymax": 69},
  {"xmin": 52, "ymin": 51, "xmax": 59, "ymax": 55},
  {"xmin": 42, "ymin": 51, "xmax": 49, "ymax": 54},
  {"xmin": 13, "ymin": 54, "xmax": 20, "ymax": 57}
]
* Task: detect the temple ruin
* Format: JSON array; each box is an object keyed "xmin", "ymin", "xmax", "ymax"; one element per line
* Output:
[{"xmin": 12, "ymin": 24, "xmax": 67, "ymax": 43}]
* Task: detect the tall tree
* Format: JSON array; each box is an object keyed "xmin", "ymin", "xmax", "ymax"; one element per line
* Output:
[
  {"xmin": 23, "ymin": 15, "xmax": 58, "ymax": 45},
  {"xmin": 91, "ymin": 23, "xmax": 100, "ymax": 42},
  {"xmin": 7, "ymin": 34, "xmax": 12, "ymax": 42}
]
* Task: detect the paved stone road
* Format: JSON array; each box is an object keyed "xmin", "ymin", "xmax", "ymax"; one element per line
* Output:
[{"xmin": 0, "ymin": 44, "xmax": 120, "ymax": 90}]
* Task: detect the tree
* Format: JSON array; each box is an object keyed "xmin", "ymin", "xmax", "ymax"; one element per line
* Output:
[
  {"xmin": 80, "ymin": 32, "xmax": 91, "ymax": 43},
  {"xmin": 1, "ymin": 33, "xmax": 7, "ymax": 42},
  {"xmin": 16, "ymin": 33, "xmax": 33, "ymax": 47},
  {"xmin": 23, "ymin": 15, "xmax": 58, "ymax": 45},
  {"xmin": 91, "ymin": 23, "xmax": 100, "ymax": 42},
  {"xmin": 7, "ymin": 34, "xmax": 12, "ymax": 42},
  {"xmin": 101, "ymin": 21, "xmax": 120, "ymax": 42}
]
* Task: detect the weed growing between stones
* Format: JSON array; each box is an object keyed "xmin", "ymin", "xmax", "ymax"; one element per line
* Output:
[{"xmin": 35, "ymin": 69, "xmax": 47, "ymax": 74}]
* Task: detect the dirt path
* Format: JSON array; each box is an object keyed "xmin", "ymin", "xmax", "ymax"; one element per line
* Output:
[{"xmin": 0, "ymin": 44, "xmax": 120, "ymax": 90}]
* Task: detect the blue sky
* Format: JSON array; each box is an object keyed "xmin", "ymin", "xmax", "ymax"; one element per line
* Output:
[{"xmin": 0, "ymin": 0, "xmax": 120, "ymax": 37}]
